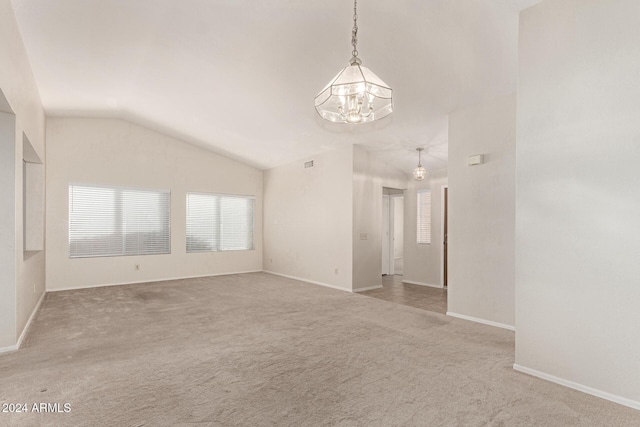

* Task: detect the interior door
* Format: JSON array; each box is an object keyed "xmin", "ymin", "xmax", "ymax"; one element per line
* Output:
[{"xmin": 382, "ymin": 194, "xmax": 390, "ymax": 275}]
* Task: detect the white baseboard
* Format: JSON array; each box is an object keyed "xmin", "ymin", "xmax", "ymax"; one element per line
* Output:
[
  {"xmin": 353, "ymin": 285, "xmax": 383, "ymax": 292},
  {"xmin": 513, "ymin": 364, "xmax": 640, "ymax": 411},
  {"xmin": 0, "ymin": 290, "xmax": 46, "ymax": 354},
  {"xmin": 0, "ymin": 343, "xmax": 19, "ymax": 353},
  {"xmin": 16, "ymin": 291, "xmax": 46, "ymax": 348},
  {"xmin": 48, "ymin": 270, "xmax": 263, "ymax": 292},
  {"xmin": 446, "ymin": 311, "xmax": 515, "ymax": 331},
  {"xmin": 263, "ymin": 271, "xmax": 350, "ymax": 293},
  {"xmin": 402, "ymin": 280, "xmax": 443, "ymax": 289}
]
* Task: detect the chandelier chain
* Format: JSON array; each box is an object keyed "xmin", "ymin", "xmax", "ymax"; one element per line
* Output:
[
  {"xmin": 351, "ymin": 0, "xmax": 359, "ymax": 58},
  {"xmin": 314, "ymin": 0, "xmax": 393, "ymax": 124}
]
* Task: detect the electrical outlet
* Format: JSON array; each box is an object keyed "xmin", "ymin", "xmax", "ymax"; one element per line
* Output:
[{"xmin": 135, "ymin": 264, "xmax": 140, "ymax": 271}]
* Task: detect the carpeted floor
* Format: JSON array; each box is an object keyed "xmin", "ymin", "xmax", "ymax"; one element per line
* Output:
[{"xmin": 1, "ymin": 272, "xmax": 638, "ymax": 426}]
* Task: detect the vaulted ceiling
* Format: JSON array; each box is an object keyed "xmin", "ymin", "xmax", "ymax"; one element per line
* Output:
[{"xmin": 11, "ymin": 0, "xmax": 541, "ymax": 173}]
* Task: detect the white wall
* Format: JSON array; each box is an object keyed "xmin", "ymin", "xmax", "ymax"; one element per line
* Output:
[
  {"xmin": 448, "ymin": 94, "xmax": 516, "ymax": 328},
  {"xmin": 24, "ymin": 159, "xmax": 45, "ymax": 251},
  {"xmin": 353, "ymin": 147, "xmax": 407, "ymax": 291},
  {"xmin": 0, "ymin": 111, "xmax": 17, "ymax": 349},
  {"xmin": 403, "ymin": 168, "xmax": 448, "ymax": 288},
  {"xmin": 516, "ymin": 0, "xmax": 640, "ymax": 408},
  {"xmin": 46, "ymin": 118, "xmax": 263, "ymax": 290},
  {"xmin": 0, "ymin": 0, "xmax": 47, "ymax": 351},
  {"xmin": 263, "ymin": 146, "xmax": 353, "ymax": 291}
]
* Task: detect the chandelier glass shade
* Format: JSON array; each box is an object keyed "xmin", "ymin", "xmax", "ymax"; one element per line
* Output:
[
  {"xmin": 315, "ymin": 0, "xmax": 393, "ymax": 124},
  {"xmin": 413, "ymin": 165, "xmax": 427, "ymax": 181},
  {"xmin": 315, "ymin": 59, "xmax": 393, "ymax": 124},
  {"xmin": 413, "ymin": 148, "xmax": 427, "ymax": 181}
]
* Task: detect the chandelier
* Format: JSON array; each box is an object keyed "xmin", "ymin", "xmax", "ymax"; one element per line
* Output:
[
  {"xmin": 413, "ymin": 148, "xmax": 427, "ymax": 181},
  {"xmin": 314, "ymin": 0, "xmax": 393, "ymax": 124}
]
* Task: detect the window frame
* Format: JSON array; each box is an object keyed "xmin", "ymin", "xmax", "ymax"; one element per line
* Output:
[
  {"xmin": 186, "ymin": 191, "xmax": 255, "ymax": 253},
  {"xmin": 417, "ymin": 189, "xmax": 432, "ymax": 245},
  {"xmin": 68, "ymin": 183, "xmax": 171, "ymax": 259}
]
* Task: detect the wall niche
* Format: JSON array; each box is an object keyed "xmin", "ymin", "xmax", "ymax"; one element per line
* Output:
[{"xmin": 23, "ymin": 133, "xmax": 44, "ymax": 252}]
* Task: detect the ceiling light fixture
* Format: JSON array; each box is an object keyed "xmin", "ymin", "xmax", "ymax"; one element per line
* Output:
[
  {"xmin": 413, "ymin": 148, "xmax": 427, "ymax": 181},
  {"xmin": 314, "ymin": 0, "xmax": 393, "ymax": 124}
]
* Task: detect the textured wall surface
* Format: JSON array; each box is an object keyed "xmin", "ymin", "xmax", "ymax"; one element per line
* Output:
[
  {"xmin": 0, "ymin": 0, "xmax": 46, "ymax": 350},
  {"xmin": 448, "ymin": 94, "xmax": 516, "ymax": 328},
  {"xmin": 263, "ymin": 146, "xmax": 353, "ymax": 291},
  {"xmin": 352, "ymin": 147, "xmax": 407, "ymax": 291},
  {"xmin": 403, "ymin": 168, "xmax": 448, "ymax": 288},
  {"xmin": 46, "ymin": 118, "xmax": 263, "ymax": 291},
  {"xmin": 516, "ymin": 0, "xmax": 640, "ymax": 406}
]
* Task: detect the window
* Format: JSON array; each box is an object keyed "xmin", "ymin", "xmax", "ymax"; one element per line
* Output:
[
  {"xmin": 186, "ymin": 192, "xmax": 254, "ymax": 252},
  {"xmin": 69, "ymin": 184, "xmax": 171, "ymax": 258},
  {"xmin": 417, "ymin": 190, "xmax": 431, "ymax": 244}
]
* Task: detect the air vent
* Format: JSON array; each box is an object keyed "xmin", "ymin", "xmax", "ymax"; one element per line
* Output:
[{"xmin": 304, "ymin": 160, "xmax": 314, "ymax": 168}]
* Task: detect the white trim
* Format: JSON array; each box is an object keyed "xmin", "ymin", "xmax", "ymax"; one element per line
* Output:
[
  {"xmin": 446, "ymin": 311, "xmax": 515, "ymax": 331},
  {"xmin": 48, "ymin": 270, "xmax": 263, "ymax": 292},
  {"xmin": 0, "ymin": 343, "xmax": 19, "ymax": 354},
  {"xmin": 16, "ymin": 291, "xmax": 45, "ymax": 347},
  {"xmin": 389, "ymin": 194, "xmax": 395, "ymax": 276},
  {"xmin": 388, "ymin": 193, "xmax": 404, "ymax": 277},
  {"xmin": 513, "ymin": 364, "xmax": 640, "ymax": 411},
  {"xmin": 382, "ymin": 194, "xmax": 393, "ymax": 276},
  {"xmin": 353, "ymin": 285, "xmax": 383, "ymax": 292},
  {"xmin": 402, "ymin": 280, "xmax": 443, "ymax": 289},
  {"xmin": 0, "ymin": 290, "xmax": 46, "ymax": 354},
  {"xmin": 263, "ymin": 271, "xmax": 351, "ymax": 293},
  {"xmin": 440, "ymin": 184, "xmax": 448, "ymax": 289}
]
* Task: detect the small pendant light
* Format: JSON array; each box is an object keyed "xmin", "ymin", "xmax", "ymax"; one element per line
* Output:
[{"xmin": 413, "ymin": 148, "xmax": 427, "ymax": 181}]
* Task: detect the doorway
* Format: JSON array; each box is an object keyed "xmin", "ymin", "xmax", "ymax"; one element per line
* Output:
[
  {"xmin": 392, "ymin": 195, "xmax": 404, "ymax": 275},
  {"xmin": 382, "ymin": 188, "xmax": 404, "ymax": 276},
  {"xmin": 362, "ymin": 185, "xmax": 447, "ymax": 315},
  {"xmin": 442, "ymin": 186, "xmax": 449, "ymax": 288},
  {"xmin": 382, "ymin": 194, "xmax": 390, "ymax": 275}
]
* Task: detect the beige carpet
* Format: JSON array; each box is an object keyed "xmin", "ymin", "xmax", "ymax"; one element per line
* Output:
[{"xmin": 1, "ymin": 272, "xmax": 638, "ymax": 426}]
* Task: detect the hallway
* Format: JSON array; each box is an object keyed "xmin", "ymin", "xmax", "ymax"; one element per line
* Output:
[{"xmin": 360, "ymin": 275, "xmax": 447, "ymax": 314}]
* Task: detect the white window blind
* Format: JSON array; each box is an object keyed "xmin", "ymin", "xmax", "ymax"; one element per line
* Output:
[
  {"xmin": 417, "ymin": 190, "xmax": 431, "ymax": 244},
  {"xmin": 69, "ymin": 184, "xmax": 171, "ymax": 258},
  {"xmin": 186, "ymin": 192, "xmax": 254, "ymax": 253}
]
